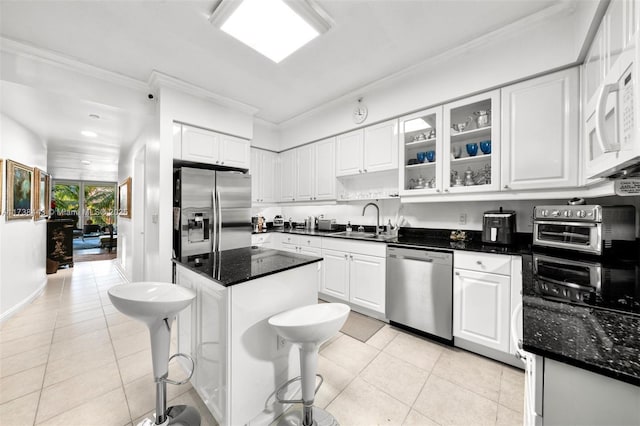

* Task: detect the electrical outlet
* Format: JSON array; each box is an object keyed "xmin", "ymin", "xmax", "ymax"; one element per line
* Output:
[
  {"xmin": 276, "ymin": 335, "xmax": 286, "ymax": 351},
  {"xmin": 459, "ymin": 213, "xmax": 467, "ymax": 225}
]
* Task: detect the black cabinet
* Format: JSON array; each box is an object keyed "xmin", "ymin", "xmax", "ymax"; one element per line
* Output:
[{"xmin": 47, "ymin": 219, "xmax": 74, "ymax": 268}]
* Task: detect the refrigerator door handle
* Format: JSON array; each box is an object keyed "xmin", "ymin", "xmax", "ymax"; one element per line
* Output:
[
  {"xmin": 211, "ymin": 190, "xmax": 217, "ymax": 252},
  {"xmin": 215, "ymin": 189, "xmax": 222, "ymax": 251}
]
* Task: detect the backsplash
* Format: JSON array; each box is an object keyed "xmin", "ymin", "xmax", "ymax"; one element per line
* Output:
[{"xmin": 252, "ymin": 195, "xmax": 640, "ymax": 236}]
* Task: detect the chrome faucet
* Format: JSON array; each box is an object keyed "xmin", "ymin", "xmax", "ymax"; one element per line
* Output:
[{"xmin": 362, "ymin": 202, "xmax": 380, "ymax": 236}]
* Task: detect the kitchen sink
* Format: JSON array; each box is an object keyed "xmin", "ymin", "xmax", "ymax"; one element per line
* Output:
[{"xmin": 329, "ymin": 231, "xmax": 396, "ymax": 241}]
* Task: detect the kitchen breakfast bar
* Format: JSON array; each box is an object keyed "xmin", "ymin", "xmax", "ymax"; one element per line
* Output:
[{"xmin": 172, "ymin": 247, "xmax": 323, "ymax": 426}]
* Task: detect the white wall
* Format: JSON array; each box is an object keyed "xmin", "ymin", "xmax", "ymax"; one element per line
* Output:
[
  {"xmin": 0, "ymin": 113, "xmax": 48, "ymax": 320},
  {"xmin": 252, "ymin": 119, "xmax": 280, "ymax": 151},
  {"xmin": 277, "ymin": 2, "xmax": 599, "ymax": 150}
]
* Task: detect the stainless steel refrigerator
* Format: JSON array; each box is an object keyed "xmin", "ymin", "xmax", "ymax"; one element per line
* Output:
[{"xmin": 173, "ymin": 167, "xmax": 251, "ymax": 257}]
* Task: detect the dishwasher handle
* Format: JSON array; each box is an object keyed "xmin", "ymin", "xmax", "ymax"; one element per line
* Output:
[
  {"xmin": 387, "ymin": 247, "xmax": 453, "ymax": 265},
  {"xmin": 389, "ymin": 253, "xmax": 433, "ymax": 262}
]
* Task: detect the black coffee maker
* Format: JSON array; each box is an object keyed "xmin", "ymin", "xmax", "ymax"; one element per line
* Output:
[{"xmin": 482, "ymin": 207, "xmax": 516, "ymax": 245}]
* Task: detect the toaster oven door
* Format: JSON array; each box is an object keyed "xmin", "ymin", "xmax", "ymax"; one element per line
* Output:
[{"xmin": 533, "ymin": 221, "xmax": 602, "ymax": 254}]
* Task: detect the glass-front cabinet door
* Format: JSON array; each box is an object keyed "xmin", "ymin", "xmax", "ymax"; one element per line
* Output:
[
  {"xmin": 443, "ymin": 90, "xmax": 500, "ymax": 193},
  {"xmin": 399, "ymin": 106, "xmax": 443, "ymax": 195}
]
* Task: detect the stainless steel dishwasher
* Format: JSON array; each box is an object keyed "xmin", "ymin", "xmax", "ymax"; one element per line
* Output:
[{"xmin": 386, "ymin": 245, "xmax": 453, "ymax": 343}]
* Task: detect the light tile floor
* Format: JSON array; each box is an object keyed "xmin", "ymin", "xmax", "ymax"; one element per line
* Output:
[{"xmin": 0, "ymin": 260, "xmax": 525, "ymax": 426}]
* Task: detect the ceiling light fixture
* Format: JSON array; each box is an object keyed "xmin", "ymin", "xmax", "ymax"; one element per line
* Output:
[
  {"xmin": 81, "ymin": 130, "xmax": 98, "ymax": 138},
  {"xmin": 210, "ymin": 0, "xmax": 333, "ymax": 63}
]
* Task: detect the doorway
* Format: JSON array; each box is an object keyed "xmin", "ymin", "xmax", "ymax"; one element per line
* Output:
[{"xmin": 52, "ymin": 180, "xmax": 118, "ymax": 261}]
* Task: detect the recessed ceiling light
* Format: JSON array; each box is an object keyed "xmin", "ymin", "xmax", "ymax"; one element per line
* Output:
[
  {"xmin": 81, "ymin": 160, "xmax": 92, "ymax": 165},
  {"xmin": 81, "ymin": 130, "xmax": 98, "ymax": 138},
  {"xmin": 89, "ymin": 114, "xmax": 100, "ymax": 119},
  {"xmin": 211, "ymin": 0, "xmax": 332, "ymax": 63}
]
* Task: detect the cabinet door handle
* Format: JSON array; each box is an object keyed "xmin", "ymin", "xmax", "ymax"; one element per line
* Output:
[
  {"xmin": 476, "ymin": 261, "xmax": 483, "ymax": 265},
  {"xmin": 344, "ymin": 254, "xmax": 348, "ymax": 259},
  {"xmin": 504, "ymin": 185, "xmax": 509, "ymax": 189},
  {"xmin": 455, "ymin": 271, "xmax": 460, "ymax": 276},
  {"xmin": 358, "ymin": 169, "xmax": 362, "ymax": 173},
  {"xmin": 444, "ymin": 189, "xmax": 449, "ymax": 192},
  {"xmin": 350, "ymin": 255, "xmax": 353, "ymax": 260},
  {"xmin": 221, "ymin": 161, "xmax": 224, "ymax": 165},
  {"xmin": 363, "ymin": 169, "xmax": 367, "ymax": 173},
  {"xmin": 436, "ymin": 189, "xmax": 441, "ymax": 193}
]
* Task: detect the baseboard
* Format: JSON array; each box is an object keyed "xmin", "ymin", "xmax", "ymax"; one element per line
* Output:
[
  {"xmin": 113, "ymin": 260, "xmax": 130, "ymax": 283},
  {"xmin": 0, "ymin": 276, "xmax": 47, "ymax": 323}
]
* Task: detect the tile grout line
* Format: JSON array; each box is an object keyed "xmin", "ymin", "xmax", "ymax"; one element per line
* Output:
[{"xmin": 31, "ymin": 270, "xmax": 65, "ymax": 425}]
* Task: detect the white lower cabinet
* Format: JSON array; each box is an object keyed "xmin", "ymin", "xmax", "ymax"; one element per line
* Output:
[
  {"xmin": 250, "ymin": 233, "xmax": 272, "ymax": 247},
  {"xmin": 453, "ymin": 267, "xmax": 511, "ymax": 352},
  {"xmin": 321, "ymin": 239, "xmax": 385, "ymax": 314},
  {"xmin": 321, "ymin": 249, "xmax": 350, "ymax": 300},
  {"xmin": 453, "ymin": 251, "xmax": 521, "ymax": 362}
]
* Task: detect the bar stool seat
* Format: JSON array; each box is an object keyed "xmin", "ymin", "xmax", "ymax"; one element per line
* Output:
[
  {"xmin": 269, "ymin": 303, "xmax": 350, "ymax": 426},
  {"xmin": 108, "ymin": 282, "xmax": 200, "ymax": 426}
]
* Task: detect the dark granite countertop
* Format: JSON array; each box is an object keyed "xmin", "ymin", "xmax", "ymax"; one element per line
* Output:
[
  {"xmin": 260, "ymin": 227, "xmax": 533, "ymax": 255},
  {"xmin": 521, "ymin": 253, "xmax": 640, "ymax": 386},
  {"xmin": 173, "ymin": 246, "xmax": 322, "ymax": 287}
]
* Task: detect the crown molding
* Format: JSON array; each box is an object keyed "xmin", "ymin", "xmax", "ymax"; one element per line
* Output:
[
  {"xmin": 278, "ymin": 1, "xmax": 578, "ymax": 128},
  {"xmin": 0, "ymin": 37, "xmax": 149, "ymax": 93},
  {"xmin": 147, "ymin": 70, "xmax": 259, "ymax": 116}
]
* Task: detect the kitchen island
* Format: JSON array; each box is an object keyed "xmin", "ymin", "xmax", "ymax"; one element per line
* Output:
[{"xmin": 173, "ymin": 246, "xmax": 322, "ymax": 426}]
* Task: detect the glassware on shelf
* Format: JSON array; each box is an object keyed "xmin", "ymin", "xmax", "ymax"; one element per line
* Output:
[
  {"xmin": 466, "ymin": 143, "xmax": 478, "ymax": 156},
  {"xmin": 426, "ymin": 151, "xmax": 435, "ymax": 162},
  {"xmin": 473, "ymin": 110, "xmax": 491, "ymax": 128},
  {"xmin": 417, "ymin": 152, "xmax": 427, "ymax": 163},
  {"xmin": 464, "ymin": 168, "xmax": 475, "ymax": 186},
  {"xmin": 479, "ymin": 140, "xmax": 491, "ymax": 154}
]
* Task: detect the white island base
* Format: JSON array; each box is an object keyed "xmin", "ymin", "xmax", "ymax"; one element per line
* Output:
[{"xmin": 175, "ymin": 262, "xmax": 320, "ymax": 425}]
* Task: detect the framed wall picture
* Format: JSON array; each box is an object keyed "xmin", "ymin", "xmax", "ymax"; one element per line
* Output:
[
  {"xmin": 34, "ymin": 168, "xmax": 51, "ymax": 220},
  {"xmin": 118, "ymin": 177, "xmax": 131, "ymax": 218},
  {"xmin": 6, "ymin": 160, "xmax": 34, "ymax": 220}
]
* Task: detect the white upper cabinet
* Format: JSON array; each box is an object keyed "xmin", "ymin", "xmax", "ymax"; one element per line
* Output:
[
  {"xmin": 178, "ymin": 124, "xmax": 250, "ymax": 169},
  {"xmin": 501, "ymin": 68, "xmax": 579, "ymax": 190},
  {"xmin": 443, "ymin": 90, "xmax": 501, "ymax": 193},
  {"xmin": 364, "ymin": 120, "xmax": 399, "ymax": 173},
  {"xmin": 295, "ymin": 144, "xmax": 315, "ymax": 201},
  {"xmin": 336, "ymin": 130, "xmax": 364, "ymax": 176},
  {"xmin": 219, "ymin": 134, "xmax": 250, "ymax": 169},
  {"xmin": 279, "ymin": 138, "xmax": 336, "ymax": 202},
  {"xmin": 336, "ymin": 119, "xmax": 399, "ymax": 177},
  {"xmin": 250, "ymin": 148, "xmax": 277, "ymax": 204},
  {"xmin": 279, "ymin": 150, "xmax": 296, "ymax": 202},
  {"xmin": 314, "ymin": 138, "xmax": 336, "ymax": 200}
]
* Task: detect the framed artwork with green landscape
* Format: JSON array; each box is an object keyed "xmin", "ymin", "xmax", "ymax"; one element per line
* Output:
[{"xmin": 6, "ymin": 160, "xmax": 33, "ymax": 220}]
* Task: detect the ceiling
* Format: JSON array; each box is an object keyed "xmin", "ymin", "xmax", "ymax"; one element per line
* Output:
[{"xmin": 0, "ymin": 0, "xmax": 564, "ymax": 179}]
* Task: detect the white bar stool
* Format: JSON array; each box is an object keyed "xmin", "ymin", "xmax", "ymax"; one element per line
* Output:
[
  {"xmin": 108, "ymin": 282, "xmax": 200, "ymax": 426},
  {"xmin": 268, "ymin": 303, "xmax": 350, "ymax": 426}
]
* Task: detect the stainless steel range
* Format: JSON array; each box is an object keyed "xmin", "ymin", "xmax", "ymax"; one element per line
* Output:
[{"xmin": 532, "ymin": 205, "xmax": 636, "ymax": 255}]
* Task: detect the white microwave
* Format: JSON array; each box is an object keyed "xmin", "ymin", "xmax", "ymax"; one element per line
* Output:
[{"xmin": 584, "ymin": 35, "xmax": 640, "ymax": 179}]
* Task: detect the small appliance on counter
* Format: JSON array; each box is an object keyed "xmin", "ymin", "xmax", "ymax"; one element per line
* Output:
[
  {"xmin": 318, "ymin": 218, "xmax": 336, "ymax": 231},
  {"xmin": 482, "ymin": 207, "xmax": 516, "ymax": 245},
  {"xmin": 273, "ymin": 215, "xmax": 284, "ymax": 228},
  {"xmin": 533, "ymin": 204, "xmax": 636, "ymax": 255}
]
